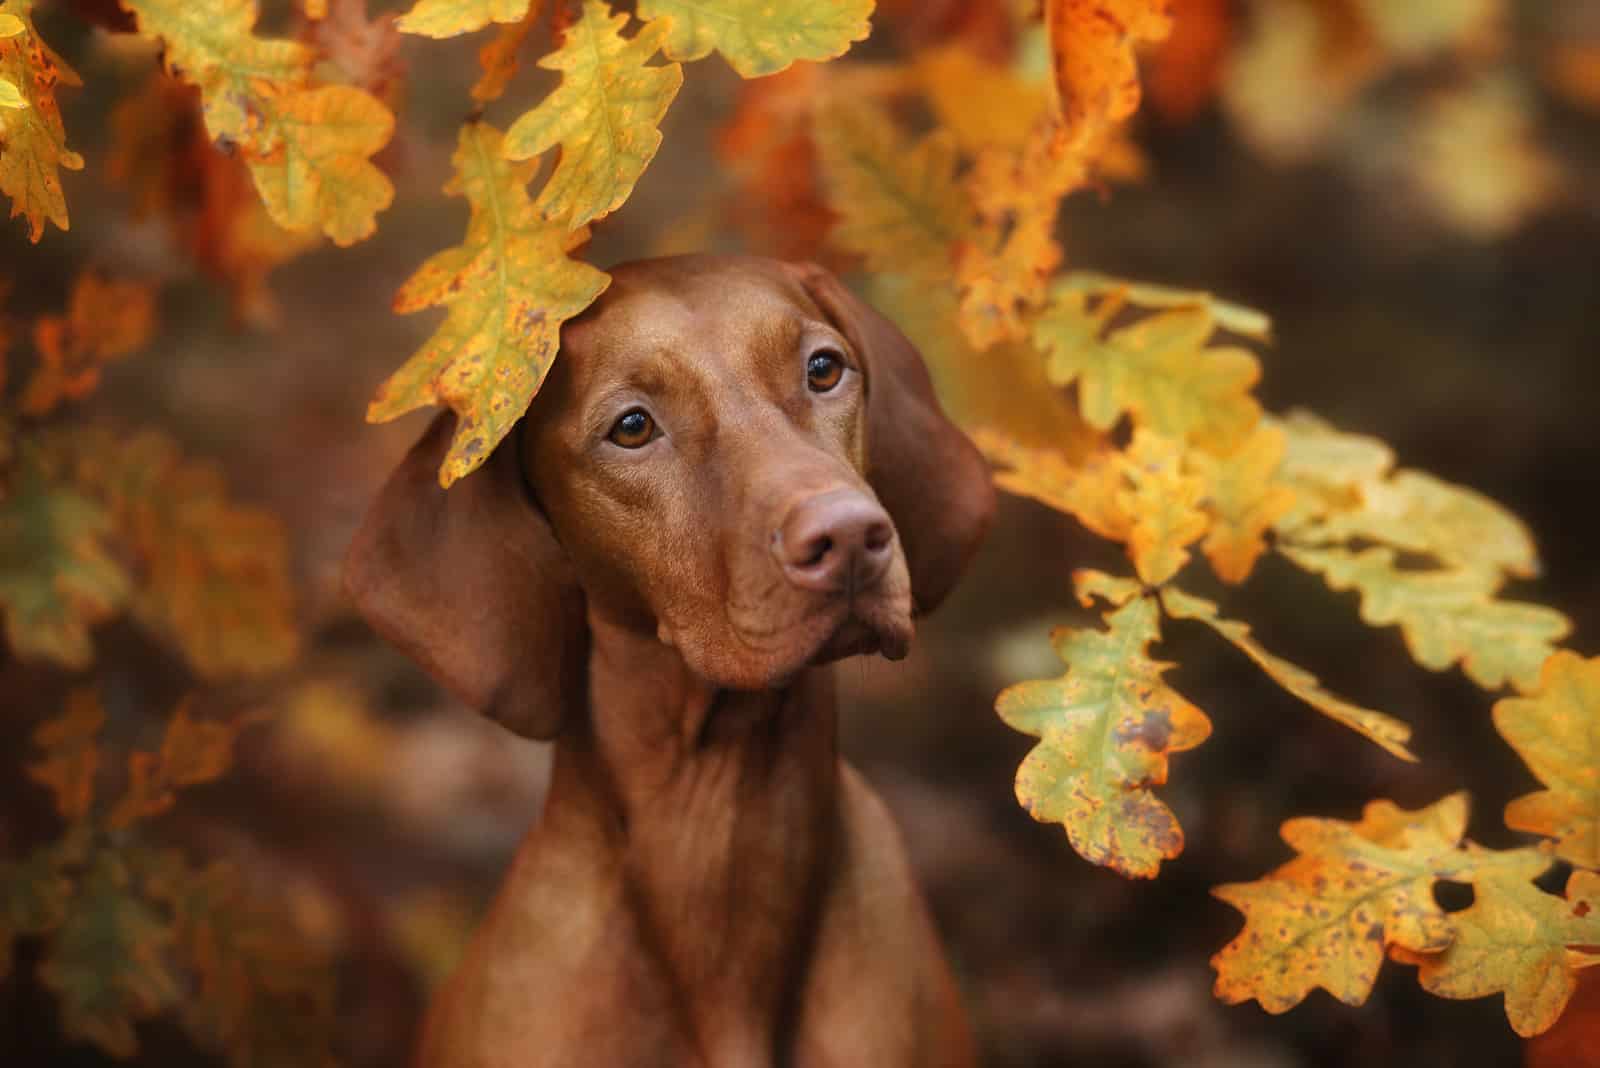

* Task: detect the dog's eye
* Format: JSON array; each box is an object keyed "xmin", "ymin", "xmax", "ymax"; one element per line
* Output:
[
  {"xmin": 608, "ymin": 409, "xmax": 656, "ymax": 448},
  {"xmin": 806, "ymin": 350, "xmax": 845, "ymax": 393}
]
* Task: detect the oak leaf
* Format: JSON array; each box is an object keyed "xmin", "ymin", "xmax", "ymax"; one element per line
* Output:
[
  {"xmin": 639, "ymin": 0, "xmax": 872, "ymax": 78},
  {"xmin": 123, "ymin": 0, "xmax": 395, "ymax": 244},
  {"xmin": 503, "ymin": 1, "xmax": 682, "ymax": 229},
  {"xmin": 0, "ymin": 3, "xmax": 83, "ymax": 241},
  {"xmin": 1211, "ymin": 793, "xmax": 1544, "ymax": 1014},
  {"xmin": 1044, "ymin": 0, "xmax": 1173, "ymax": 138},
  {"xmin": 470, "ymin": 0, "xmax": 543, "ymax": 103},
  {"xmin": 976, "ymin": 430, "xmax": 1131, "ymax": 542},
  {"xmin": 1119, "ymin": 430, "xmax": 1208, "ymax": 585},
  {"xmin": 21, "ymin": 273, "xmax": 159, "ymax": 415},
  {"xmin": 1187, "ymin": 422, "xmax": 1295, "ymax": 584},
  {"xmin": 40, "ymin": 851, "xmax": 179, "ymax": 1058},
  {"xmin": 0, "ymin": 834, "xmax": 76, "ymax": 979},
  {"xmin": 1032, "ymin": 285, "xmax": 1262, "ymax": 451},
  {"xmin": 996, "ymin": 571, "xmax": 1210, "ymax": 878},
  {"xmin": 71, "ymin": 428, "xmax": 300, "ymax": 679},
  {"xmin": 27, "ymin": 688, "xmax": 105, "ymax": 824},
  {"xmin": 1057, "ymin": 269, "xmax": 1273, "ymax": 341},
  {"xmin": 913, "ymin": 43, "xmax": 1051, "ymax": 153},
  {"xmin": 368, "ymin": 123, "xmax": 611, "ymax": 486},
  {"xmin": 1282, "ymin": 544, "xmax": 1570, "ymax": 692},
  {"xmin": 0, "ymin": 449, "xmax": 129, "ymax": 669},
  {"xmin": 814, "ymin": 96, "xmax": 969, "ymax": 281},
  {"xmin": 396, "ymin": 0, "xmax": 531, "ymax": 39},
  {"xmin": 1395, "ymin": 869, "xmax": 1600, "ymax": 1037},
  {"xmin": 1494, "ymin": 652, "xmax": 1600, "ymax": 868},
  {"xmin": 1160, "ymin": 586, "xmax": 1415, "ymax": 760},
  {"xmin": 109, "ymin": 700, "xmax": 267, "ymax": 830}
]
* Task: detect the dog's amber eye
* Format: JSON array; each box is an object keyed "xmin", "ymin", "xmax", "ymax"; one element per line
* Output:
[
  {"xmin": 608, "ymin": 409, "xmax": 655, "ymax": 448},
  {"xmin": 806, "ymin": 350, "xmax": 845, "ymax": 392}
]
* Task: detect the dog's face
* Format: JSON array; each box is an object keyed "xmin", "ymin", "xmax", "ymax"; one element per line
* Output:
[
  {"xmin": 345, "ymin": 255, "xmax": 995, "ymax": 737},
  {"xmin": 523, "ymin": 259, "xmax": 912, "ymax": 688}
]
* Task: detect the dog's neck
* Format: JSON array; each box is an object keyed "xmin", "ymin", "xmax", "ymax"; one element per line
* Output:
[{"xmin": 545, "ymin": 612, "xmax": 841, "ymax": 1065}]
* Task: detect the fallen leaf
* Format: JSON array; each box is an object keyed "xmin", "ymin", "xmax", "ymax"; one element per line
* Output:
[
  {"xmin": 503, "ymin": 0, "xmax": 682, "ymax": 229},
  {"xmin": 1494, "ymin": 652, "xmax": 1600, "ymax": 868},
  {"xmin": 996, "ymin": 572, "xmax": 1211, "ymax": 878},
  {"xmin": 639, "ymin": 0, "xmax": 873, "ymax": 78},
  {"xmin": 368, "ymin": 123, "xmax": 610, "ymax": 486}
]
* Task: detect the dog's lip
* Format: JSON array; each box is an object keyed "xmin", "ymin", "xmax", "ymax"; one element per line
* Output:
[{"xmin": 805, "ymin": 593, "xmax": 912, "ymax": 665}]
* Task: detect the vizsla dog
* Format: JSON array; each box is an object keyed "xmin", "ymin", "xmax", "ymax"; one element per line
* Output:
[{"xmin": 345, "ymin": 255, "xmax": 994, "ymax": 1067}]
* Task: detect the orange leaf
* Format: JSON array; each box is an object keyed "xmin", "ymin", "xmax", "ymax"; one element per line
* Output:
[
  {"xmin": 470, "ymin": 0, "xmax": 544, "ymax": 103},
  {"xmin": 109, "ymin": 699, "xmax": 266, "ymax": 830},
  {"xmin": 21, "ymin": 273, "xmax": 159, "ymax": 415},
  {"xmin": 27, "ymin": 688, "xmax": 105, "ymax": 823},
  {"xmin": 1044, "ymin": 0, "xmax": 1173, "ymax": 138}
]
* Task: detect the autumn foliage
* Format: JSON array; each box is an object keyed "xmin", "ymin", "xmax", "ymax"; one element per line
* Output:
[{"xmin": 2, "ymin": 0, "xmax": 1598, "ymax": 1061}]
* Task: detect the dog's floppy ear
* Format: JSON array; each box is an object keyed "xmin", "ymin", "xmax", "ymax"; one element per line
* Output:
[
  {"xmin": 788, "ymin": 262, "xmax": 996, "ymax": 614},
  {"xmin": 343, "ymin": 412, "xmax": 586, "ymax": 738}
]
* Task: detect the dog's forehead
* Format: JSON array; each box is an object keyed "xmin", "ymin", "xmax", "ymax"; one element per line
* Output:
[{"xmin": 558, "ymin": 260, "xmax": 819, "ymax": 384}]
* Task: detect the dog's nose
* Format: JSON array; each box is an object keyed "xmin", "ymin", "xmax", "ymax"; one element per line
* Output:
[{"xmin": 776, "ymin": 489, "xmax": 894, "ymax": 593}]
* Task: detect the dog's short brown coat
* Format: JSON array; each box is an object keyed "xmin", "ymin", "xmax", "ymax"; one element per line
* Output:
[{"xmin": 346, "ymin": 255, "xmax": 994, "ymax": 1067}]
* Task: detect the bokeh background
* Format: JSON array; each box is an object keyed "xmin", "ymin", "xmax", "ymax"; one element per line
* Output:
[{"xmin": 3, "ymin": 0, "xmax": 1599, "ymax": 1065}]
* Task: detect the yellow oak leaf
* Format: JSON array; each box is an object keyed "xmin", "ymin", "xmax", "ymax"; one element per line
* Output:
[
  {"xmin": 955, "ymin": 120, "xmax": 1093, "ymax": 349},
  {"xmin": 870, "ymin": 277, "xmax": 1100, "ymax": 457},
  {"xmin": 1395, "ymin": 869, "xmax": 1600, "ymax": 1038},
  {"xmin": 1283, "ymin": 544, "xmax": 1570, "ymax": 692},
  {"xmin": 1032, "ymin": 285, "xmax": 1262, "ymax": 451},
  {"xmin": 1187, "ymin": 422, "xmax": 1295, "ymax": 584},
  {"xmin": 109, "ymin": 700, "xmax": 268, "ymax": 830},
  {"xmin": 913, "ymin": 42, "xmax": 1051, "ymax": 153},
  {"xmin": 996, "ymin": 572, "xmax": 1211, "ymax": 878},
  {"xmin": 397, "ymin": 0, "xmax": 532, "ymax": 39},
  {"xmin": 69, "ymin": 428, "xmax": 300, "ymax": 679},
  {"xmin": 40, "ymin": 851, "xmax": 179, "ymax": 1058},
  {"xmin": 470, "ymin": 0, "xmax": 543, "ymax": 103},
  {"xmin": 1494, "ymin": 652, "xmax": 1600, "ymax": 869},
  {"xmin": 1118, "ymin": 430, "xmax": 1208, "ymax": 585},
  {"xmin": 26, "ymin": 688, "xmax": 105, "ymax": 824},
  {"xmin": 639, "ymin": 0, "xmax": 873, "ymax": 78},
  {"xmin": 1045, "ymin": 0, "xmax": 1173, "ymax": 138},
  {"xmin": 123, "ymin": 0, "xmax": 395, "ymax": 245},
  {"xmin": 503, "ymin": 1, "xmax": 681, "ymax": 229},
  {"xmin": 1212, "ymin": 793, "xmax": 1545, "ymax": 1014},
  {"xmin": 1160, "ymin": 586, "xmax": 1415, "ymax": 760},
  {"xmin": 0, "ymin": 4, "xmax": 83, "ymax": 241},
  {"xmin": 1057, "ymin": 269, "xmax": 1273, "ymax": 341},
  {"xmin": 368, "ymin": 123, "xmax": 611, "ymax": 486},
  {"xmin": 21, "ymin": 273, "xmax": 159, "ymax": 416},
  {"xmin": 813, "ymin": 96, "xmax": 969, "ymax": 282},
  {"xmin": 976, "ymin": 430, "xmax": 1131, "ymax": 542},
  {"xmin": 0, "ymin": 447, "xmax": 129, "ymax": 670}
]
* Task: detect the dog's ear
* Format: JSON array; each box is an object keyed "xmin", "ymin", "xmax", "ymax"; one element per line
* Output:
[
  {"xmin": 343, "ymin": 412, "xmax": 586, "ymax": 739},
  {"xmin": 788, "ymin": 262, "xmax": 996, "ymax": 614}
]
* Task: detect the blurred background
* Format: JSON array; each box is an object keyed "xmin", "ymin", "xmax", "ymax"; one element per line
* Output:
[{"xmin": 2, "ymin": 0, "xmax": 1598, "ymax": 1065}]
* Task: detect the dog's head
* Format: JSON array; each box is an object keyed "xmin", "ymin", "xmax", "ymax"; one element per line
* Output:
[{"xmin": 344, "ymin": 255, "xmax": 994, "ymax": 738}]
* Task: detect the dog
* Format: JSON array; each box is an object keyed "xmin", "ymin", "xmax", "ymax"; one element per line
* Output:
[{"xmin": 345, "ymin": 255, "xmax": 995, "ymax": 1067}]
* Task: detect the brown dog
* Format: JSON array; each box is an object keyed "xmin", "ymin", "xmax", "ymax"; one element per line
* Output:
[{"xmin": 345, "ymin": 255, "xmax": 994, "ymax": 1067}]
